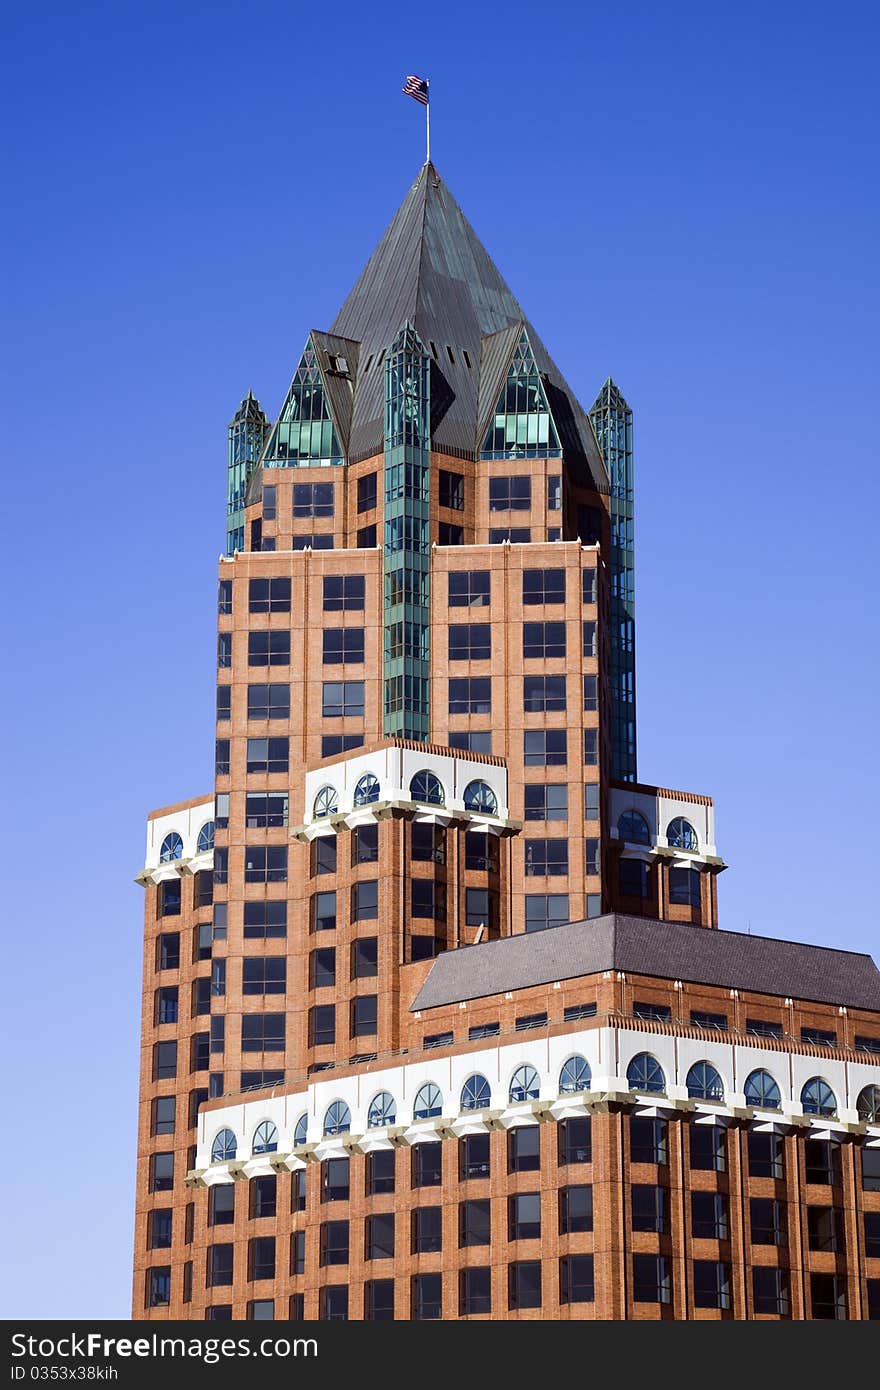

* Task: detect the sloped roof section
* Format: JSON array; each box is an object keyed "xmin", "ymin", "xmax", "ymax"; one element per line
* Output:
[
  {"xmin": 410, "ymin": 913, "xmax": 880, "ymax": 1012},
  {"xmin": 330, "ymin": 163, "xmax": 607, "ymax": 489}
]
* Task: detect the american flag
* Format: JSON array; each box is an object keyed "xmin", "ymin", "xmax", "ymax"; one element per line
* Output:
[{"xmin": 402, "ymin": 75, "xmax": 429, "ymax": 105}]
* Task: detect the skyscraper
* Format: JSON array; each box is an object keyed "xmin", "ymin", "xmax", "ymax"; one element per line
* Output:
[{"xmin": 134, "ymin": 164, "xmax": 880, "ymax": 1321}]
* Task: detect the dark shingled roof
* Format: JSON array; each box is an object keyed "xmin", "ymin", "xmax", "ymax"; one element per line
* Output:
[
  {"xmin": 328, "ymin": 163, "xmax": 607, "ymax": 490},
  {"xmin": 410, "ymin": 914, "xmax": 880, "ymax": 1013}
]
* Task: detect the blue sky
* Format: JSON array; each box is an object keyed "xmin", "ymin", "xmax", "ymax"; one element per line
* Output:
[{"xmin": 1, "ymin": 0, "xmax": 877, "ymax": 1317}]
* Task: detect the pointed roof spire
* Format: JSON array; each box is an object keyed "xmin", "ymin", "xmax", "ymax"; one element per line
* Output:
[{"xmin": 330, "ymin": 165, "xmax": 606, "ymax": 489}]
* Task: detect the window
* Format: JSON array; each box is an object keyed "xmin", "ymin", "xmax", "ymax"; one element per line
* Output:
[
  {"xmin": 459, "ymin": 1267, "xmax": 491, "ymax": 1316},
  {"xmin": 364, "ymin": 1279, "xmax": 394, "ymax": 1322},
  {"xmin": 292, "ymin": 534, "xmax": 332, "ymax": 551},
  {"xmin": 686, "ymin": 1061, "xmax": 724, "ymax": 1101},
  {"xmin": 351, "ymin": 995, "xmax": 377, "ymax": 1037},
  {"xmin": 147, "ymin": 1267, "xmax": 171, "ymax": 1308},
  {"xmin": 312, "ymin": 891, "xmax": 337, "ymax": 931},
  {"xmin": 413, "ymin": 1083, "xmax": 442, "ymax": 1120},
  {"xmin": 250, "ymin": 1172, "xmax": 278, "ymax": 1220},
  {"xmin": 525, "ymin": 893, "xmax": 569, "ymax": 932},
  {"xmin": 669, "ymin": 867, "xmax": 701, "ymax": 906},
  {"xmin": 323, "ymin": 576, "xmax": 364, "ymax": 611},
  {"xmin": 448, "ymin": 570, "xmax": 489, "ymax": 607},
  {"xmin": 449, "ymin": 623, "xmax": 490, "ymax": 660},
  {"xmin": 627, "ymin": 1053, "xmax": 665, "ymax": 1094},
  {"xmin": 459, "ymin": 1199, "xmax": 491, "ymax": 1247},
  {"xmin": 323, "ymin": 1102, "xmax": 352, "ymax": 1137},
  {"xmin": 439, "ymin": 521, "xmax": 464, "ymax": 545},
  {"xmin": 618, "ymin": 859, "xmax": 649, "ymax": 898},
  {"xmin": 247, "ymin": 683, "xmax": 289, "ymax": 720},
  {"xmin": 464, "ymin": 832, "xmax": 496, "ymax": 872},
  {"xmin": 855, "ymin": 1034, "xmax": 880, "ymax": 1056},
  {"xmin": 367, "ymin": 1150, "xmax": 396, "ymax": 1196},
  {"xmin": 357, "ymin": 523, "xmax": 377, "ymax": 547},
  {"xmin": 559, "ymin": 1185, "xmax": 593, "ymax": 1234},
  {"xmin": 560, "ymin": 1255, "xmax": 594, "ymax": 1304},
  {"xmin": 584, "ymin": 784, "xmax": 600, "ymax": 821},
  {"xmin": 522, "ymin": 570, "xmax": 565, "ymax": 608},
  {"xmin": 694, "ymin": 1261, "xmax": 731, "ymax": 1310},
  {"xmin": 412, "ymin": 1206, "xmax": 442, "ymax": 1253},
  {"xmin": 547, "ymin": 474, "xmax": 561, "ymax": 510},
  {"xmin": 857, "ymin": 1085, "xmax": 880, "ymax": 1122},
  {"xmin": 365, "ymin": 1213, "xmax": 395, "ymax": 1261},
  {"xmin": 617, "ymin": 809, "xmax": 650, "ymax": 845},
  {"xmin": 149, "ymin": 1153, "xmax": 174, "ymax": 1193},
  {"xmin": 412, "ymin": 1145, "xmax": 442, "ymax": 1188},
  {"xmin": 293, "ymin": 481, "xmax": 333, "ymax": 517},
  {"xmin": 864, "ymin": 1211, "xmax": 880, "ymax": 1258},
  {"xmin": 412, "ymin": 1271, "xmax": 442, "ymax": 1318},
  {"xmin": 357, "ymin": 472, "xmax": 377, "ymax": 513},
  {"xmin": 248, "ymin": 631, "xmax": 290, "ymax": 666},
  {"xmin": 246, "ymin": 737, "xmax": 288, "ymax": 774},
  {"xmin": 409, "ymin": 770, "xmax": 445, "ymax": 806},
  {"xmin": 241, "ymin": 1015, "xmax": 284, "ymax": 1052},
  {"xmin": 524, "ymin": 784, "xmax": 567, "ymax": 821},
  {"xmin": 353, "ymin": 774, "xmax": 379, "ymax": 807},
  {"xmin": 243, "ymin": 902, "xmax": 286, "ymax": 939},
  {"xmin": 439, "ymin": 469, "xmax": 464, "ymax": 509},
  {"xmin": 351, "ymin": 825, "xmax": 378, "ymax": 866},
  {"xmin": 242, "ymin": 958, "xmax": 286, "ymax": 996},
  {"xmin": 810, "ymin": 1273, "xmax": 847, "ymax": 1320},
  {"xmin": 743, "ymin": 1069, "xmax": 781, "ymax": 1109},
  {"xmin": 509, "ymin": 1064, "xmax": 540, "ymax": 1103},
  {"xmin": 524, "ymin": 730, "xmax": 567, "ymax": 766},
  {"xmin": 863, "ymin": 1148, "xmax": 880, "ymax": 1192},
  {"xmin": 691, "ymin": 1009, "xmax": 727, "ymax": 1031},
  {"xmin": 752, "ymin": 1267, "xmax": 790, "ymax": 1317},
  {"xmin": 509, "ymin": 1192, "xmax": 541, "ymax": 1240},
  {"xmin": 319, "ymin": 1286, "xmax": 348, "ymax": 1321},
  {"xmin": 489, "ymin": 476, "xmax": 531, "ymax": 510},
  {"xmin": 156, "ymin": 986, "xmax": 178, "ymax": 1025},
  {"xmin": 582, "ymin": 674, "xmax": 598, "ymax": 711},
  {"xmin": 158, "ymin": 880, "xmax": 181, "ymax": 917},
  {"xmin": 582, "ymin": 569, "xmax": 597, "ymax": 603},
  {"xmin": 448, "ymin": 676, "xmax": 491, "ymax": 714},
  {"xmin": 323, "ymin": 629, "xmax": 364, "ymax": 665},
  {"xmin": 559, "ymin": 1055, "xmax": 591, "ymax": 1094},
  {"xmin": 321, "ymin": 734, "xmax": 364, "ymax": 757},
  {"xmin": 218, "ymin": 578, "xmax": 233, "ymax": 614},
  {"xmin": 311, "ymin": 838, "xmax": 337, "ymax": 878},
  {"xmin": 524, "ymin": 837, "xmax": 568, "ymax": 876},
  {"xmin": 217, "ymin": 633, "xmax": 232, "ymax": 669},
  {"xmin": 523, "ymin": 621, "xmax": 566, "ymax": 658},
  {"xmin": 632, "ymin": 1185, "xmax": 667, "ymax": 1233},
  {"xmin": 750, "ymin": 1197, "xmax": 786, "ymax": 1246},
  {"xmin": 190, "ymin": 1032, "xmax": 210, "ymax": 1071},
  {"xmin": 424, "ymin": 1030, "xmax": 453, "ymax": 1051},
  {"xmin": 208, "ymin": 1186, "xmax": 234, "ymax": 1228},
  {"xmin": 322, "ymin": 1157, "xmax": 350, "ymax": 1201},
  {"xmin": 748, "ymin": 1131, "xmax": 785, "ymax": 1180},
  {"xmin": 309, "ymin": 947, "xmax": 336, "ymax": 989},
  {"xmin": 632, "ymin": 1255, "xmax": 671, "ymax": 1304},
  {"xmin": 309, "ymin": 1005, "xmax": 335, "ymax": 1046},
  {"xmin": 558, "ymin": 1117, "xmax": 592, "ymax": 1164},
  {"xmin": 667, "ymin": 816, "xmax": 698, "ymax": 850},
  {"xmin": 690, "ymin": 1123, "xmax": 727, "ymax": 1172},
  {"xmin": 153, "ymin": 1041, "xmax": 177, "ymax": 1081},
  {"xmin": 448, "ymin": 730, "xmax": 492, "ymax": 754},
  {"xmin": 148, "ymin": 1210, "xmax": 173, "ymax": 1250},
  {"xmin": 207, "ymin": 1244, "xmax": 234, "ymax": 1288},
  {"xmin": 248, "ymin": 1300, "xmax": 274, "ymax": 1321},
  {"xmin": 808, "ymin": 1206, "xmax": 842, "ymax": 1253},
  {"xmin": 293, "ymin": 1115, "xmax": 309, "ymax": 1148},
  {"xmin": 412, "ymin": 822, "xmax": 446, "ymax": 863},
  {"xmin": 245, "ymin": 793, "xmax": 287, "ymax": 828},
  {"xmin": 351, "ymin": 938, "xmax": 378, "ymax": 979},
  {"xmin": 151, "ymin": 1097, "xmax": 176, "ymax": 1136},
  {"xmin": 523, "ymin": 674, "xmax": 566, "ymax": 711},
  {"xmin": 458, "ymin": 1133, "xmax": 490, "ymax": 1182},
  {"xmin": 564, "ymin": 1002, "xmax": 597, "ymax": 1023},
  {"xmin": 583, "ymin": 729, "xmax": 598, "ymax": 764},
  {"xmin": 582, "ymin": 620, "xmax": 597, "ymax": 657},
  {"xmin": 747, "ymin": 1017, "xmax": 784, "ymax": 1040},
  {"xmin": 509, "ymin": 1262, "xmax": 541, "ymax": 1310},
  {"xmin": 691, "ymin": 1191, "xmax": 728, "ymax": 1240},
  {"xmin": 490, "ymin": 526, "xmax": 533, "ymax": 543},
  {"xmin": 463, "ymin": 780, "xmax": 498, "ymax": 814},
  {"xmin": 508, "ymin": 1125, "xmax": 540, "ymax": 1172},
  {"xmin": 801, "ymin": 1077, "xmax": 837, "ymax": 1116},
  {"xmin": 352, "ymin": 880, "xmax": 378, "ymax": 920},
  {"xmin": 248, "ymin": 578, "xmax": 290, "ymax": 613},
  {"xmin": 312, "ymin": 787, "xmax": 338, "ymax": 820},
  {"xmin": 319, "ymin": 1221, "xmax": 349, "ymax": 1267},
  {"xmin": 248, "ymin": 1236, "xmax": 275, "ymax": 1281},
  {"xmin": 241, "ymin": 839, "xmax": 286, "ymax": 884},
  {"xmin": 630, "ymin": 1116, "xmax": 667, "ymax": 1165},
  {"xmin": 217, "ymin": 685, "xmax": 231, "ymax": 721}
]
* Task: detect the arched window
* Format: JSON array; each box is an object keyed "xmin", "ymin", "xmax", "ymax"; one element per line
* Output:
[
  {"xmin": 509, "ymin": 1064, "xmax": 540, "ymax": 1103},
  {"xmin": 367, "ymin": 1092, "xmax": 396, "ymax": 1128},
  {"xmin": 667, "ymin": 817, "xmax": 698, "ymax": 851},
  {"xmin": 463, "ymin": 780, "xmax": 497, "ymax": 815},
  {"xmin": 313, "ymin": 785, "xmax": 338, "ymax": 819},
  {"xmin": 211, "ymin": 1128, "xmax": 237, "ymax": 1162},
  {"xmin": 413, "ymin": 1083, "xmax": 442, "ymax": 1120},
  {"xmin": 160, "ymin": 831, "xmax": 183, "ymax": 863},
  {"xmin": 744, "ymin": 1069, "xmax": 781, "ymax": 1110},
  {"xmin": 857, "ymin": 1084, "xmax": 880, "ymax": 1123},
  {"xmin": 559, "ymin": 1055, "xmax": 592, "ymax": 1095},
  {"xmin": 323, "ymin": 1101, "xmax": 352, "ymax": 1136},
  {"xmin": 686, "ymin": 1061, "xmax": 725, "ymax": 1101},
  {"xmin": 617, "ymin": 810, "xmax": 651, "ymax": 845},
  {"xmin": 197, "ymin": 821, "xmax": 215, "ymax": 853},
  {"xmin": 801, "ymin": 1077, "xmax": 837, "ymax": 1117},
  {"xmin": 293, "ymin": 1114, "xmax": 309, "ymax": 1147},
  {"xmin": 252, "ymin": 1121, "xmax": 278, "ymax": 1155},
  {"xmin": 626, "ymin": 1053, "xmax": 666, "ymax": 1094},
  {"xmin": 409, "ymin": 769, "xmax": 445, "ymax": 806},
  {"xmin": 461, "ymin": 1074, "xmax": 492, "ymax": 1111},
  {"xmin": 353, "ymin": 774, "xmax": 380, "ymax": 807}
]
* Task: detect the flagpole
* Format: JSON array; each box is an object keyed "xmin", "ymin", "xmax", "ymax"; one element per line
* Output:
[{"xmin": 426, "ymin": 81, "xmax": 430, "ymax": 164}]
